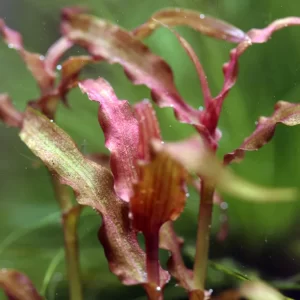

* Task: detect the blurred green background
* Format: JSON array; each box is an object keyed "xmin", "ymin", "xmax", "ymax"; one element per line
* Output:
[{"xmin": 1, "ymin": 0, "xmax": 300, "ymax": 299}]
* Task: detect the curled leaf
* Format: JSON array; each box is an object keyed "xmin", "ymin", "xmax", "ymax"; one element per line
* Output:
[
  {"xmin": 153, "ymin": 136, "xmax": 298, "ymax": 202},
  {"xmin": 160, "ymin": 222, "xmax": 194, "ymax": 291},
  {"xmin": 0, "ymin": 269, "xmax": 42, "ymax": 300},
  {"xmin": 61, "ymin": 9, "xmax": 200, "ymax": 126},
  {"xmin": 130, "ymin": 150, "xmax": 188, "ymax": 234},
  {"xmin": 19, "ymin": 108, "xmax": 169, "ymax": 285},
  {"xmin": 248, "ymin": 17, "xmax": 300, "ymax": 43},
  {"xmin": 0, "ymin": 94, "xmax": 23, "ymax": 128},
  {"xmin": 213, "ymin": 17, "xmax": 300, "ymax": 128},
  {"xmin": 43, "ymin": 37, "xmax": 73, "ymax": 75},
  {"xmin": 225, "ymin": 101, "xmax": 300, "ymax": 164},
  {"xmin": 79, "ymin": 78, "xmax": 139, "ymax": 202},
  {"xmin": 133, "ymin": 8, "xmax": 248, "ymax": 43}
]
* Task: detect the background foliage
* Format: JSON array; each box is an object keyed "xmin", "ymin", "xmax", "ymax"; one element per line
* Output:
[{"xmin": 1, "ymin": 0, "xmax": 300, "ymax": 299}]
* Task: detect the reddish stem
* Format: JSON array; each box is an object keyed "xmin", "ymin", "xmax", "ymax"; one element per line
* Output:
[{"xmin": 145, "ymin": 231, "xmax": 160, "ymax": 287}]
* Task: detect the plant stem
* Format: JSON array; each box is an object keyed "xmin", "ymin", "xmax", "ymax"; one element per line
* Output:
[
  {"xmin": 62, "ymin": 205, "xmax": 83, "ymax": 300},
  {"xmin": 145, "ymin": 231, "xmax": 160, "ymax": 287},
  {"xmin": 51, "ymin": 176, "xmax": 83, "ymax": 300},
  {"xmin": 193, "ymin": 180, "xmax": 215, "ymax": 291}
]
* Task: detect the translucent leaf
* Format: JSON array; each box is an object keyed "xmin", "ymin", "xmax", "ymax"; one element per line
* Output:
[
  {"xmin": 133, "ymin": 8, "xmax": 248, "ymax": 43},
  {"xmin": 153, "ymin": 136, "xmax": 298, "ymax": 202}
]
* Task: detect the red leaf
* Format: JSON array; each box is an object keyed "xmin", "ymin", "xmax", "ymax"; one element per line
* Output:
[
  {"xmin": 61, "ymin": 9, "xmax": 200, "ymax": 127},
  {"xmin": 19, "ymin": 108, "xmax": 144, "ymax": 285},
  {"xmin": 224, "ymin": 101, "xmax": 300, "ymax": 164},
  {"xmin": 160, "ymin": 222, "xmax": 194, "ymax": 291},
  {"xmin": 0, "ymin": 18, "xmax": 90, "ymax": 119},
  {"xmin": 0, "ymin": 269, "xmax": 42, "ymax": 300},
  {"xmin": 79, "ymin": 78, "xmax": 139, "ymax": 202},
  {"xmin": 133, "ymin": 100, "xmax": 162, "ymax": 161},
  {"xmin": 248, "ymin": 17, "xmax": 300, "ymax": 43},
  {"xmin": 212, "ymin": 17, "xmax": 300, "ymax": 130},
  {"xmin": 0, "ymin": 94, "xmax": 23, "ymax": 128},
  {"xmin": 0, "ymin": 19, "xmax": 54, "ymax": 94},
  {"xmin": 133, "ymin": 8, "xmax": 248, "ymax": 44}
]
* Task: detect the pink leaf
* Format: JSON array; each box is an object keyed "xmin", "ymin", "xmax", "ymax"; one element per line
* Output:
[
  {"xmin": 79, "ymin": 78, "xmax": 139, "ymax": 202},
  {"xmin": 225, "ymin": 101, "xmax": 300, "ymax": 164}
]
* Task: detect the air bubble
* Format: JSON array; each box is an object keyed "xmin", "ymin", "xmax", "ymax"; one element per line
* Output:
[
  {"xmin": 156, "ymin": 286, "xmax": 161, "ymax": 291},
  {"xmin": 220, "ymin": 202, "xmax": 228, "ymax": 210},
  {"xmin": 56, "ymin": 64, "xmax": 62, "ymax": 70},
  {"xmin": 200, "ymin": 14, "xmax": 205, "ymax": 19},
  {"xmin": 199, "ymin": 106, "xmax": 204, "ymax": 111},
  {"xmin": 50, "ymin": 119, "xmax": 54, "ymax": 123},
  {"xmin": 7, "ymin": 43, "xmax": 14, "ymax": 49}
]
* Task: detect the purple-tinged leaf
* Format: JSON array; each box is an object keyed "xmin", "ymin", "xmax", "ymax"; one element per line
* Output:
[
  {"xmin": 0, "ymin": 19, "xmax": 54, "ymax": 94},
  {"xmin": 31, "ymin": 55, "xmax": 95, "ymax": 119},
  {"xmin": 160, "ymin": 222, "xmax": 194, "ymax": 291},
  {"xmin": 225, "ymin": 101, "xmax": 300, "ymax": 165},
  {"xmin": 248, "ymin": 17, "xmax": 300, "ymax": 43},
  {"xmin": 212, "ymin": 17, "xmax": 300, "ymax": 129},
  {"xmin": 19, "ymin": 108, "xmax": 169, "ymax": 286},
  {"xmin": 0, "ymin": 94, "xmax": 23, "ymax": 128},
  {"xmin": 61, "ymin": 10, "xmax": 201, "ymax": 127},
  {"xmin": 0, "ymin": 269, "xmax": 42, "ymax": 300},
  {"xmin": 79, "ymin": 78, "xmax": 139, "ymax": 202},
  {"xmin": 43, "ymin": 37, "xmax": 73, "ymax": 76},
  {"xmin": 153, "ymin": 136, "xmax": 298, "ymax": 202},
  {"xmin": 0, "ymin": 18, "xmax": 90, "ymax": 120},
  {"xmin": 133, "ymin": 100, "xmax": 162, "ymax": 161},
  {"xmin": 154, "ymin": 23, "xmax": 212, "ymax": 110},
  {"xmin": 133, "ymin": 8, "xmax": 248, "ymax": 44}
]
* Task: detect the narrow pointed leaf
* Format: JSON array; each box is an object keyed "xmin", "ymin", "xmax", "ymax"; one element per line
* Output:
[
  {"xmin": 133, "ymin": 8, "xmax": 248, "ymax": 43},
  {"xmin": 0, "ymin": 269, "xmax": 42, "ymax": 300},
  {"xmin": 19, "ymin": 108, "xmax": 152, "ymax": 285},
  {"xmin": 79, "ymin": 78, "xmax": 139, "ymax": 202},
  {"xmin": 0, "ymin": 94, "xmax": 23, "ymax": 127},
  {"xmin": 155, "ymin": 23, "xmax": 212, "ymax": 108},
  {"xmin": 61, "ymin": 10, "xmax": 200, "ymax": 126},
  {"xmin": 225, "ymin": 101, "xmax": 300, "ymax": 164},
  {"xmin": 153, "ymin": 136, "xmax": 298, "ymax": 202},
  {"xmin": 213, "ymin": 17, "xmax": 300, "ymax": 125},
  {"xmin": 0, "ymin": 19, "xmax": 54, "ymax": 94},
  {"xmin": 130, "ymin": 150, "xmax": 188, "ymax": 234}
]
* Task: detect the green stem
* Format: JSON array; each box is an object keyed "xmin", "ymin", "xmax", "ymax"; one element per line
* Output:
[
  {"xmin": 193, "ymin": 180, "xmax": 215, "ymax": 290},
  {"xmin": 51, "ymin": 176, "xmax": 83, "ymax": 300}
]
